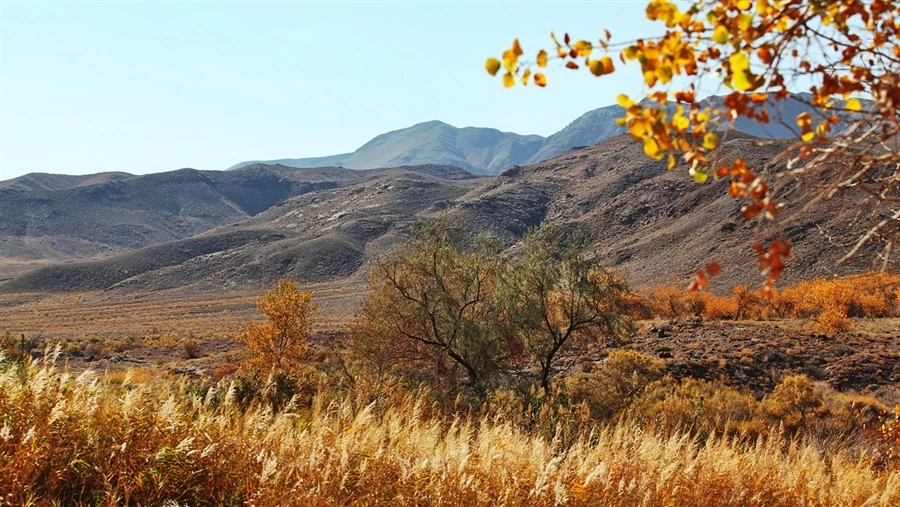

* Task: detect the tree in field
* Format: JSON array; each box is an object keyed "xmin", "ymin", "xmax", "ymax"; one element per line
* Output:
[
  {"xmin": 487, "ymin": 0, "xmax": 900, "ymax": 292},
  {"xmin": 239, "ymin": 279, "xmax": 317, "ymax": 374},
  {"xmin": 351, "ymin": 221, "xmax": 516, "ymax": 397},
  {"xmin": 505, "ymin": 226, "xmax": 635, "ymax": 395}
]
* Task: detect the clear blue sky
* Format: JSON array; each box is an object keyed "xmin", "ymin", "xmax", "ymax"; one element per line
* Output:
[{"xmin": 0, "ymin": 1, "xmax": 662, "ymax": 180}]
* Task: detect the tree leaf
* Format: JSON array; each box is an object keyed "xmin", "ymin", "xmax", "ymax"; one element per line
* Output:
[
  {"xmin": 703, "ymin": 132, "xmax": 718, "ymax": 150},
  {"xmin": 573, "ymin": 40, "xmax": 593, "ymax": 57},
  {"xmin": 503, "ymin": 72, "xmax": 515, "ymax": 88},
  {"xmin": 643, "ymin": 136, "xmax": 664, "ymax": 160},
  {"xmin": 712, "ymin": 25, "xmax": 729, "ymax": 44},
  {"xmin": 845, "ymin": 98, "xmax": 862, "ymax": 111},
  {"xmin": 534, "ymin": 73, "xmax": 547, "ymax": 87},
  {"xmin": 537, "ymin": 50, "xmax": 548, "ymax": 68},
  {"xmin": 485, "ymin": 58, "xmax": 501, "ymax": 76},
  {"xmin": 690, "ymin": 167, "xmax": 709, "ymax": 183}
]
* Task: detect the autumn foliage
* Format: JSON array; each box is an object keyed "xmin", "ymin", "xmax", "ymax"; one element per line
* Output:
[
  {"xmin": 488, "ymin": 0, "xmax": 900, "ymax": 288},
  {"xmin": 237, "ymin": 279, "xmax": 317, "ymax": 373},
  {"xmin": 641, "ymin": 271, "xmax": 900, "ymax": 332}
]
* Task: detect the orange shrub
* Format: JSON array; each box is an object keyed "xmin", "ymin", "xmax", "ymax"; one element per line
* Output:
[
  {"xmin": 238, "ymin": 279, "xmax": 317, "ymax": 374},
  {"xmin": 702, "ymin": 293, "xmax": 738, "ymax": 320},
  {"xmin": 639, "ymin": 272, "xmax": 900, "ymax": 333}
]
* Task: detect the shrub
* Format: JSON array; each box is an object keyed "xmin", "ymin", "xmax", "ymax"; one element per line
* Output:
[
  {"xmin": 182, "ymin": 339, "xmax": 202, "ymax": 359},
  {"xmin": 566, "ymin": 350, "xmax": 666, "ymax": 421},
  {"xmin": 238, "ymin": 279, "xmax": 317, "ymax": 375},
  {"xmin": 627, "ymin": 377, "xmax": 762, "ymax": 439},
  {"xmin": 763, "ymin": 375, "xmax": 825, "ymax": 433}
]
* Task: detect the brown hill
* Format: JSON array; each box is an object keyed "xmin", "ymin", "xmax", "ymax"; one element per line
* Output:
[
  {"xmin": 2, "ymin": 167, "xmax": 480, "ymax": 292},
  {"xmin": 0, "ymin": 164, "xmax": 474, "ymax": 262},
  {"xmin": 445, "ymin": 132, "xmax": 878, "ymax": 288},
  {"xmin": 1, "ymin": 133, "xmax": 879, "ymax": 294}
]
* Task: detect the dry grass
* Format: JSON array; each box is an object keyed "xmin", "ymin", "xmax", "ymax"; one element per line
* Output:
[
  {"xmin": 0, "ymin": 280, "xmax": 366, "ymax": 344},
  {"xmin": 2, "ymin": 351, "xmax": 899, "ymax": 506}
]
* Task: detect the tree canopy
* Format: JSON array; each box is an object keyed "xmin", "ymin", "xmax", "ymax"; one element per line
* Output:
[{"xmin": 487, "ymin": 0, "xmax": 900, "ymax": 293}]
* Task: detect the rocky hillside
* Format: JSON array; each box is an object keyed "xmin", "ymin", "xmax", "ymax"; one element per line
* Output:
[
  {"xmin": 2, "ymin": 132, "xmax": 880, "ymax": 293},
  {"xmin": 1, "ymin": 167, "xmax": 480, "ymax": 292},
  {"xmin": 0, "ymin": 164, "xmax": 475, "ymax": 262}
]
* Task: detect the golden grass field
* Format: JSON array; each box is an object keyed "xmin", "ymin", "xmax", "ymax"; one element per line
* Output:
[
  {"xmin": 2, "ymin": 354, "xmax": 900, "ymax": 506},
  {"xmin": 0, "ymin": 280, "xmax": 366, "ymax": 341}
]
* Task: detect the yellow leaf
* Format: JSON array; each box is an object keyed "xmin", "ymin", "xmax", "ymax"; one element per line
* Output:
[
  {"xmin": 712, "ymin": 25, "xmax": 729, "ymax": 44},
  {"xmin": 502, "ymin": 49, "xmax": 518, "ymax": 72},
  {"xmin": 534, "ymin": 72, "xmax": 547, "ymax": 87},
  {"xmin": 615, "ymin": 117, "xmax": 627, "ymax": 127},
  {"xmin": 732, "ymin": 68, "xmax": 763, "ymax": 91},
  {"xmin": 521, "ymin": 68, "xmax": 531, "ymax": 86},
  {"xmin": 600, "ymin": 56, "xmax": 615, "ymax": 74},
  {"xmin": 801, "ymin": 131, "xmax": 815, "ymax": 142},
  {"xmin": 573, "ymin": 40, "xmax": 593, "ymax": 57},
  {"xmin": 736, "ymin": 0, "xmax": 751, "ymax": 10},
  {"xmin": 485, "ymin": 58, "xmax": 501, "ymax": 76},
  {"xmin": 690, "ymin": 167, "xmax": 709, "ymax": 183},
  {"xmin": 617, "ymin": 94, "xmax": 634, "ymax": 108},
  {"xmin": 729, "ymin": 52, "xmax": 749, "ymax": 72},
  {"xmin": 668, "ymin": 152, "xmax": 676, "ymax": 170},
  {"xmin": 588, "ymin": 57, "xmax": 614, "ymax": 76},
  {"xmin": 623, "ymin": 45, "xmax": 639, "ymax": 60},
  {"xmin": 643, "ymin": 136, "xmax": 664, "ymax": 160},
  {"xmin": 703, "ymin": 131, "xmax": 718, "ymax": 150},
  {"xmin": 845, "ymin": 98, "xmax": 861, "ymax": 111},
  {"xmin": 503, "ymin": 72, "xmax": 515, "ymax": 88},
  {"xmin": 536, "ymin": 50, "xmax": 548, "ymax": 68},
  {"xmin": 673, "ymin": 115, "xmax": 690, "ymax": 132}
]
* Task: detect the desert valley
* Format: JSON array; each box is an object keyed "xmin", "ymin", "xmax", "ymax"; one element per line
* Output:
[{"xmin": 5, "ymin": 0, "xmax": 900, "ymax": 502}]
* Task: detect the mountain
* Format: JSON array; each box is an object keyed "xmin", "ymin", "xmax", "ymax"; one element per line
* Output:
[
  {"xmin": 0, "ymin": 172, "xmax": 134, "ymax": 193},
  {"xmin": 0, "ymin": 164, "xmax": 474, "ymax": 261},
  {"xmin": 226, "ymin": 153, "xmax": 351, "ymax": 172},
  {"xmin": 3, "ymin": 132, "xmax": 880, "ymax": 294},
  {"xmin": 228, "ymin": 121, "xmax": 546, "ymax": 175},
  {"xmin": 526, "ymin": 104, "xmax": 626, "ymax": 164},
  {"xmin": 1, "ymin": 167, "xmax": 481, "ymax": 292},
  {"xmin": 229, "ymin": 93, "xmax": 856, "ymax": 176}
]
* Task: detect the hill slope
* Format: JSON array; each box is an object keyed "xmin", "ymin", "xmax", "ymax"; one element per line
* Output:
[
  {"xmin": 0, "ymin": 164, "xmax": 474, "ymax": 262},
  {"xmin": 1, "ymin": 167, "xmax": 481, "ymax": 292},
  {"xmin": 3, "ymin": 133, "xmax": 880, "ymax": 293}
]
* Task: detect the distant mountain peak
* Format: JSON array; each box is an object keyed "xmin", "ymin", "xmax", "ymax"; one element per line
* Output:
[{"xmin": 226, "ymin": 93, "xmax": 838, "ymax": 175}]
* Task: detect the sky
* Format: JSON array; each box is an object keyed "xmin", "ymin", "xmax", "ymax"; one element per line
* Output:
[{"xmin": 0, "ymin": 1, "xmax": 664, "ymax": 180}]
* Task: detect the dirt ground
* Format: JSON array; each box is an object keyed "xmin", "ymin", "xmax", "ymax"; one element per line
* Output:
[{"xmin": 3, "ymin": 286, "xmax": 900, "ymax": 396}]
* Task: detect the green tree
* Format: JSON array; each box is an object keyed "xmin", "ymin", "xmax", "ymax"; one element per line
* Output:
[
  {"xmin": 506, "ymin": 225, "xmax": 635, "ymax": 395},
  {"xmin": 351, "ymin": 220, "xmax": 516, "ymax": 397}
]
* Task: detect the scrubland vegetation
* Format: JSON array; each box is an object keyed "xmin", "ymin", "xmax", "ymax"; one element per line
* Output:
[
  {"xmin": 639, "ymin": 272, "xmax": 900, "ymax": 333},
  {"xmin": 3, "ymin": 222, "xmax": 900, "ymax": 505},
  {"xmin": 3, "ymin": 347, "xmax": 900, "ymax": 506}
]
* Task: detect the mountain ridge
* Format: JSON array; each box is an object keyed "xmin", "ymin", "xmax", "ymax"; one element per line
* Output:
[{"xmin": 226, "ymin": 93, "xmax": 838, "ymax": 176}]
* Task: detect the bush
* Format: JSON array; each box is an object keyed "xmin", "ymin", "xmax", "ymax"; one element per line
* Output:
[
  {"xmin": 763, "ymin": 375, "xmax": 825, "ymax": 433},
  {"xmin": 566, "ymin": 350, "xmax": 666, "ymax": 421},
  {"xmin": 627, "ymin": 377, "xmax": 762, "ymax": 439},
  {"xmin": 238, "ymin": 279, "xmax": 317, "ymax": 375},
  {"xmin": 182, "ymin": 339, "xmax": 202, "ymax": 359}
]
